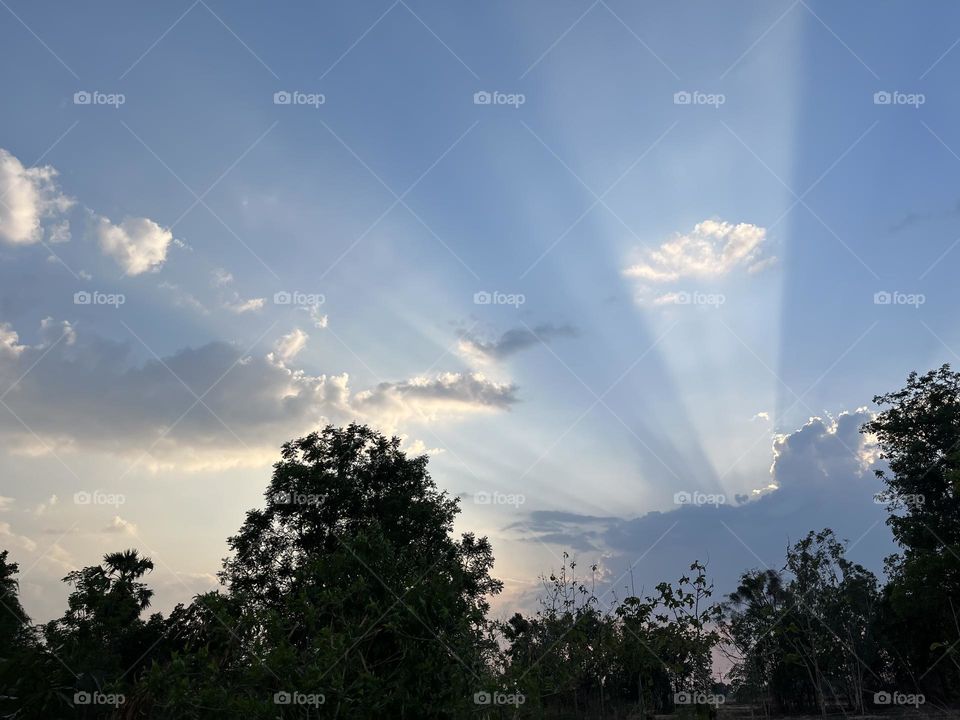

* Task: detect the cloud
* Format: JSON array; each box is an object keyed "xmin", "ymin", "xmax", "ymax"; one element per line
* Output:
[
  {"xmin": 458, "ymin": 323, "xmax": 577, "ymax": 365},
  {"xmin": 353, "ymin": 372, "xmax": 518, "ymax": 427},
  {"xmin": 0, "ymin": 319, "xmax": 518, "ymax": 470},
  {"xmin": 103, "ymin": 515, "xmax": 137, "ymax": 534},
  {"xmin": 508, "ymin": 409, "xmax": 891, "ymax": 598},
  {"xmin": 159, "ymin": 281, "xmax": 209, "ymax": 315},
  {"xmin": 624, "ymin": 220, "xmax": 772, "ymax": 283},
  {"xmin": 210, "ymin": 268, "xmax": 233, "ymax": 287},
  {"xmin": 223, "ymin": 294, "xmax": 265, "ymax": 314},
  {"xmin": 272, "ymin": 328, "xmax": 308, "ymax": 363},
  {"xmin": 0, "ymin": 148, "xmax": 74, "ymax": 246},
  {"xmin": 94, "ymin": 215, "xmax": 174, "ymax": 275}
]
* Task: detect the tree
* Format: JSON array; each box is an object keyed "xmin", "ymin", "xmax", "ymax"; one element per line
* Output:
[
  {"xmin": 144, "ymin": 424, "xmax": 503, "ymax": 718},
  {"xmin": 864, "ymin": 365, "xmax": 960, "ymax": 699}
]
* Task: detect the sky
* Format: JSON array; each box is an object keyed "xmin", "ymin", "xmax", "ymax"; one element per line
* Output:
[{"xmin": 2, "ymin": 0, "xmax": 960, "ymax": 623}]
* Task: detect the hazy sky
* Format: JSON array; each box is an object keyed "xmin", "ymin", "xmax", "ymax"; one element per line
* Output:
[{"xmin": 2, "ymin": 1, "xmax": 959, "ymax": 622}]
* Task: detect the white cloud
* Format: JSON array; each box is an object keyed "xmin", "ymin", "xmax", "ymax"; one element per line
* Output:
[
  {"xmin": 0, "ymin": 319, "xmax": 518, "ymax": 470},
  {"xmin": 625, "ymin": 220, "xmax": 772, "ymax": 283},
  {"xmin": 104, "ymin": 515, "xmax": 137, "ymax": 535},
  {"xmin": 210, "ymin": 268, "xmax": 234, "ymax": 287},
  {"xmin": 94, "ymin": 215, "xmax": 174, "ymax": 275},
  {"xmin": 0, "ymin": 148, "xmax": 74, "ymax": 245},
  {"xmin": 301, "ymin": 304, "xmax": 328, "ymax": 329},
  {"xmin": 223, "ymin": 294, "xmax": 265, "ymax": 314},
  {"xmin": 0, "ymin": 496, "xmax": 14, "ymax": 511},
  {"xmin": 273, "ymin": 328, "xmax": 308, "ymax": 363}
]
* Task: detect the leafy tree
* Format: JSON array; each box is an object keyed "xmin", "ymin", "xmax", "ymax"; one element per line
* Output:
[
  {"xmin": 864, "ymin": 365, "xmax": 960, "ymax": 699},
  {"xmin": 143, "ymin": 424, "xmax": 502, "ymax": 718}
]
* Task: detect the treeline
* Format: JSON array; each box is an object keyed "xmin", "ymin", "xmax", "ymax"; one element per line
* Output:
[{"xmin": 0, "ymin": 367, "xmax": 959, "ymax": 718}]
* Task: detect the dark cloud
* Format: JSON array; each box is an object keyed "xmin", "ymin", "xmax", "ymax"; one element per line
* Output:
[
  {"xmin": 507, "ymin": 410, "xmax": 893, "ymax": 598},
  {"xmin": 458, "ymin": 323, "xmax": 577, "ymax": 362},
  {"xmin": 0, "ymin": 319, "xmax": 516, "ymax": 468}
]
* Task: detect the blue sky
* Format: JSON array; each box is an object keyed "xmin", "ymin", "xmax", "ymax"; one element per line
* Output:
[{"xmin": 2, "ymin": 0, "xmax": 960, "ymax": 622}]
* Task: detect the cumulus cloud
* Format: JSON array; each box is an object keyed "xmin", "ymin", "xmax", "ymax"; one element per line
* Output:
[
  {"xmin": 0, "ymin": 319, "xmax": 518, "ymax": 470},
  {"xmin": 625, "ymin": 220, "xmax": 773, "ymax": 283},
  {"xmin": 458, "ymin": 323, "xmax": 577, "ymax": 365},
  {"xmin": 508, "ymin": 409, "xmax": 890, "ymax": 599},
  {"xmin": 272, "ymin": 328, "xmax": 308, "ymax": 363},
  {"xmin": 353, "ymin": 372, "xmax": 517, "ymax": 427},
  {"xmin": 223, "ymin": 295, "xmax": 265, "ymax": 314},
  {"xmin": 94, "ymin": 215, "xmax": 174, "ymax": 275},
  {"xmin": 103, "ymin": 515, "xmax": 137, "ymax": 534},
  {"xmin": 0, "ymin": 148, "xmax": 75, "ymax": 245}
]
